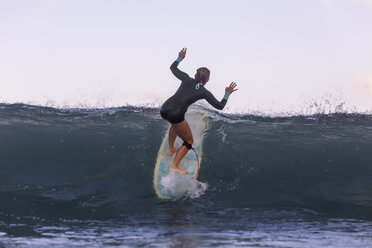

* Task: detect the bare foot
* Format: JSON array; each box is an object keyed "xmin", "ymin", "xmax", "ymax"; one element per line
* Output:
[
  {"xmin": 169, "ymin": 165, "xmax": 187, "ymax": 175},
  {"xmin": 168, "ymin": 146, "xmax": 180, "ymax": 156}
]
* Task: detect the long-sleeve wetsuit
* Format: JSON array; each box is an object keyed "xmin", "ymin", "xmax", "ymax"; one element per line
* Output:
[{"xmin": 160, "ymin": 57, "xmax": 230, "ymax": 124}]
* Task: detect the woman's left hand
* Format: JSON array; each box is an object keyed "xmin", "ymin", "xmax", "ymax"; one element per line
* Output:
[
  {"xmin": 225, "ymin": 82, "xmax": 238, "ymax": 94},
  {"xmin": 178, "ymin": 48, "xmax": 187, "ymax": 59}
]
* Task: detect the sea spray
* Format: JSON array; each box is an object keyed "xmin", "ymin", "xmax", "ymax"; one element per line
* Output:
[{"xmin": 160, "ymin": 171, "xmax": 208, "ymax": 199}]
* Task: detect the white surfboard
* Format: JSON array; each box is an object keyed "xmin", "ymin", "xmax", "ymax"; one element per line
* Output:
[{"xmin": 154, "ymin": 111, "xmax": 207, "ymax": 199}]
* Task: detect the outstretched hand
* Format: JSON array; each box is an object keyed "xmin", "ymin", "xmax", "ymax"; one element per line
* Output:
[
  {"xmin": 225, "ymin": 82, "xmax": 238, "ymax": 94},
  {"xmin": 178, "ymin": 48, "xmax": 187, "ymax": 59}
]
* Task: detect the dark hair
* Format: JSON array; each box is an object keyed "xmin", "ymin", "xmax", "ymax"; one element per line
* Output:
[{"xmin": 195, "ymin": 67, "xmax": 210, "ymax": 84}]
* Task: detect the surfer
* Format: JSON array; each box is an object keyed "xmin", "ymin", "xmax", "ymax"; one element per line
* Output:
[{"xmin": 160, "ymin": 48, "xmax": 238, "ymax": 174}]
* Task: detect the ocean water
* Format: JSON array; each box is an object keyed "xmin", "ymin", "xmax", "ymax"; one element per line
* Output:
[{"xmin": 0, "ymin": 103, "xmax": 372, "ymax": 247}]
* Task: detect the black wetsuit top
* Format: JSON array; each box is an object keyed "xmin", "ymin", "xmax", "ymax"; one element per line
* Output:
[{"xmin": 160, "ymin": 59, "xmax": 228, "ymax": 124}]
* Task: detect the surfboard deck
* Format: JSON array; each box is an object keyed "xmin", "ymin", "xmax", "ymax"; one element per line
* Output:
[{"xmin": 154, "ymin": 111, "xmax": 207, "ymax": 199}]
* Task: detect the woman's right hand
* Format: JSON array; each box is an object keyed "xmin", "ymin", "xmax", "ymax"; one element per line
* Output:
[
  {"xmin": 225, "ymin": 82, "xmax": 238, "ymax": 94},
  {"xmin": 178, "ymin": 48, "xmax": 187, "ymax": 59}
]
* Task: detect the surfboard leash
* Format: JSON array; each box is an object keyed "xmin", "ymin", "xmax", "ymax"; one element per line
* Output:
[
  {"xmin": 191, "ymin": 147, "xmax": 200, "ymax": 170},
  {"xmin": 182, "ymin": 141, "xmax": 200, "ymax": 170}
]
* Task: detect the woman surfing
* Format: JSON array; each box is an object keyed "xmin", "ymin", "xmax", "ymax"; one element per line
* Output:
[{"xmin": 160, "ymin": 48, "xmax": 238, "ymax": 174}]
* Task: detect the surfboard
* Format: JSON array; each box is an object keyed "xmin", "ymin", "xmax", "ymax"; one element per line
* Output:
[{"xmin": 154, "ymin": 111, "xmax": 207, "ymax": 199}]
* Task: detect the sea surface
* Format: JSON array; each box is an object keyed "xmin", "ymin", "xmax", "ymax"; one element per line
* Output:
[{"xmin": 0, "ymin": 103, "xmax": 372, "ymax": 247}]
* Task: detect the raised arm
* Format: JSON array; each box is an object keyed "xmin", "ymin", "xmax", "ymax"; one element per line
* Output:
[
  {"xmin": 204, "ymin": 90, "xmax": 228, "ymax": 110},
  {"xmin": 204, "ymin": 82, "xmax": 238, "ymax": 110},
  {"xmin": 170, "ymin": 48, "xmax": 189, "ymax": 81}
]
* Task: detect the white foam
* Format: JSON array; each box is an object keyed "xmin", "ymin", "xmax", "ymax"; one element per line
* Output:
[{"xmin": 160, "ymin": 171, "xmax": 208, "ymax": 199}]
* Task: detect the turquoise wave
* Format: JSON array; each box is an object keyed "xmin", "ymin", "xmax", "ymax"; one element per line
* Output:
[{"xmin": 1, "ymin": 103, "xmax": 372, "ymax": 220}]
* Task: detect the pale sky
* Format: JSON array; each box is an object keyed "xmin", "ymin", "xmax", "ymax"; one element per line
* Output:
[{"xmin": 1, "ymin": 0, "xmax": 372, "ymax": 115}]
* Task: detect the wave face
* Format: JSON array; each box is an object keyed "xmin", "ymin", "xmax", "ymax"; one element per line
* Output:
[{"xmin": 1, "ymin": 103, "xmax": 372, "ymax": 220}]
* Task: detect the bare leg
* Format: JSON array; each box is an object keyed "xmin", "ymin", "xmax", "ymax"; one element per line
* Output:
[
  {"xmin": 168, "ymin": 125, "xmax": 179, "ymax": 156},
  {"xmin": 170, "ymin": 146, "xmax": 189, "ymax": 174},
  {"xmin": 169, "ymin": 120, "xmax": 193, "ymax": 175}
]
